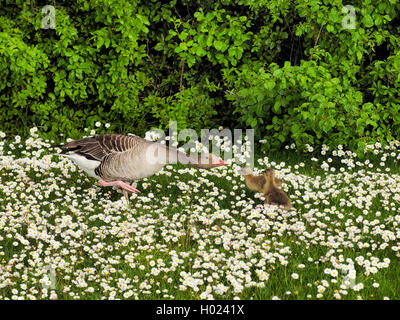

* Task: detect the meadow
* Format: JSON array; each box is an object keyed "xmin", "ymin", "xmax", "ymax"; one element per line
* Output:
[{"xmin": 0, "ymin": 127, "xmax": 399, "ymax": 300}]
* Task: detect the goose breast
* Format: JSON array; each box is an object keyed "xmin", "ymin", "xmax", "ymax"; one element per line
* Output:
[{"xmin": 96, "ymin": 147, "xmax": 166, "ymax": 182}]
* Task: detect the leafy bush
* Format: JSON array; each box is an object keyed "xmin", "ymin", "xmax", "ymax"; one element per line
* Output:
[
  {"xmin": 0, "ymin": 22, "xmax": 49, "ymax": 132},
  {"xmin": 224, "ymin": 0, "xmax": 400, "ymax": 152},
  {"xmin": 0, "ymin": 0, "xmax": 399, "ymax": 152},
  {"xmin": 229, "ymin": 58, "xmax": 365, "ymax": 150}
]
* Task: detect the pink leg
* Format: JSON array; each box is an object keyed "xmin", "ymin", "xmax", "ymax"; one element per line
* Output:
[{"xmin": 99, "ymin": 178, "xmax": 140, "ymax": 194}]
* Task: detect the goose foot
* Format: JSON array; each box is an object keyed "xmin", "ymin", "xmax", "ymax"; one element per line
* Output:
[{"xmin": 99, "ymin": 179, "xmax": 140, "ymax": 194}]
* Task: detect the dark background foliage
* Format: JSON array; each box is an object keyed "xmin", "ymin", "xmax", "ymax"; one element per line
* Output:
[{"xmin": 0, "ymin": 0, "xmax": 399, "ymax": 152}]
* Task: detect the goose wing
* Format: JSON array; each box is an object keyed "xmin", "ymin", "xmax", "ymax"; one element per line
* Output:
[{"xmin": 60, "ymin": 134, "xmax": 148, "ymax": 161}]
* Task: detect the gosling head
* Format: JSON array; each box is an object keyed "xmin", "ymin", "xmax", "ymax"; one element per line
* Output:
[{"xmin": 263, "ymin": 168, "xmax": 275, "ymax": 179}]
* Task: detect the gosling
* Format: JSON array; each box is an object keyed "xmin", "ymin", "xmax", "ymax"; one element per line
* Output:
[
  {"xmin": 239, "ymin": 167, "xmax": 292, "ymax": 209},
  {"xmin": 263, "ymin": 168, "xmax": 292, "ymax": 209},
  {"xmin": 239, "ymin": 166, "xmax": 282, "ymax": 193}
]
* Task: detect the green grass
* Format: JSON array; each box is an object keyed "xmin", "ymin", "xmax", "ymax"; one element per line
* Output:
[{"xmin": 0, "ymin": 135, "xmax": 399, "ymax": 300}]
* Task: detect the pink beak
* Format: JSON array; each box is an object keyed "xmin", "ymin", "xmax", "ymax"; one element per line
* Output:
[{"xmin": 216, "ymin": 159, "xmax": 229, "ymax": 167}]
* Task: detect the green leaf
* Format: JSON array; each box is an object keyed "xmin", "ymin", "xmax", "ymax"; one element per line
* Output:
[
  {"xmin": 273, "ymin": 100, "xmax": 281, "ymax": 113},
  {"xmin": 213, "ymin": 40, "xmax": 225, "ymax": 51},
  {"xmin": 97, "ymin": 37, "xmax": 104, "ymax": 49},
  {"xmin": 264, "ymin": 80, "xmax": 276, "ymax": 90},
  {"xmin": 363, "ymin": 15, "xmax": 374, "ymax": 28}
]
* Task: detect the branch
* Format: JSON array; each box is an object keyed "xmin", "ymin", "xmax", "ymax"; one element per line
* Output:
[
  {"xmin": 179, "ymin": 60, "xmax": 185, "ymax": 92},
  {"xmin": 224, "ymin": 89, "xmax": 240, "ymax": 102},
  {"xmin": 314, "ymin": 23, "xmax": 325, "ymax": 47}
]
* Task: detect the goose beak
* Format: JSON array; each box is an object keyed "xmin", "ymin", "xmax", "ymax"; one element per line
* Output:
[
  {"xmin": 215, "ymin": 159, "xmax": 229, "ymax": 167},
  {"xmin": 197, "ymin": 155, "xmax": 230, "ymax": 168}
]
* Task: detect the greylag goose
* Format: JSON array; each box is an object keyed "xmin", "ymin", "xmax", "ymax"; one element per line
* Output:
[{"xmin": 56, "ymin": 133, "xmax": 227, "ymax": 198}]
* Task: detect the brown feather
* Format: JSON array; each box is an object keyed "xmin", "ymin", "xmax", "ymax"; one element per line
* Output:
[
  {"xmin": 263, "ymin": 169, "xmax": 292, "ymax": 209},
  {"xmin": 61, "ymin": 134, "xmax": 149, "ymax": 161},
  {"xmin": 242, "ymin": 171, "xmax": 282, "ymax": 193}
]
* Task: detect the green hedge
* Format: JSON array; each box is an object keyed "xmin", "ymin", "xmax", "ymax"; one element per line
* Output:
[{"xmin": 0, "ymin": 0, "xmax": 399, "ymax": 152}]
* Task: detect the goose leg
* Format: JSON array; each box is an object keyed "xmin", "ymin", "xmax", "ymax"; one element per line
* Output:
[{"xmin": 99, "ymin": 178, "xmax": 140, "ymax": 194}]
